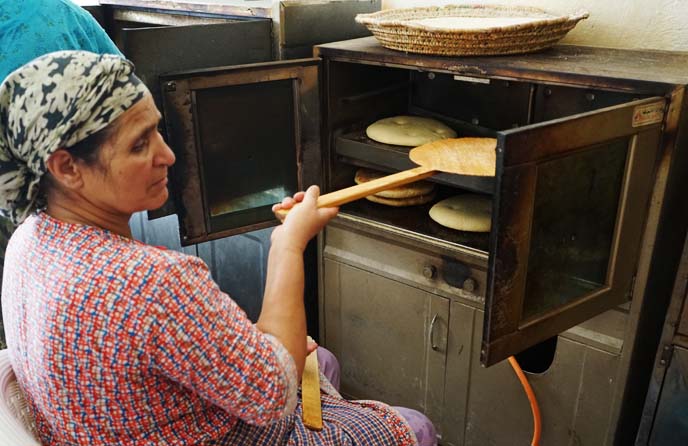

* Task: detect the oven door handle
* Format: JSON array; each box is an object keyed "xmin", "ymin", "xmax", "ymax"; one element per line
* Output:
[{"xmin": 429, "ymin": 313, "xmax": 440, "ymax": 351}]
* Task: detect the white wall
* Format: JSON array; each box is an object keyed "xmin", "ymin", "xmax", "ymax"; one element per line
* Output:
[{"xmin": 381, "ymin": 0, "xmax": 688, "ymax": 52}]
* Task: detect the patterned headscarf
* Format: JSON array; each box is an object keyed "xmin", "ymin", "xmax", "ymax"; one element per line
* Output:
[{"xmin": 0, "ymin": 50, "xmax": 149, "ymax": 224}]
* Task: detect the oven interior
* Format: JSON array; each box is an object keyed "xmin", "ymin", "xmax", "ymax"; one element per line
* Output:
[{"xmin": 325, "ymin": 60, "xmax": 648, "ymax": 319}]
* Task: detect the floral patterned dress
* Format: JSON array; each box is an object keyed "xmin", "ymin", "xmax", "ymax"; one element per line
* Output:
[{"xmin": 2, "ymin": 212, "xmax": 416, "ymax": 446}]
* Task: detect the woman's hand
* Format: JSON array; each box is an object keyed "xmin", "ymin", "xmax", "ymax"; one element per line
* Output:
[{"xmin": 271, "ymin": 185, "xmax": 338, "ymax": 253}]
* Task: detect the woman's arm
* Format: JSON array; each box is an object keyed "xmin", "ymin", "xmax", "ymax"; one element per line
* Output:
[{"xmin": 256, "ymin": 186, "xmax": 338, "ymax": 378}]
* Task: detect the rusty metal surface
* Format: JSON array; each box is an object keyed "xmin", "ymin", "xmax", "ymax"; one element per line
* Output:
[{"xmin": 316, "ymin": 37, "xmax": 688, "ymax": 89}]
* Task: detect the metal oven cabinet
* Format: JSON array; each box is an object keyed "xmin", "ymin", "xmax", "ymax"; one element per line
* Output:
[
  {"xmin": 116, "ymin": 29, "xmax": 687, "ymax": 444},
  {"xmin": 310, "ymin": 39, "xmax": 688, "ymax": 445}
]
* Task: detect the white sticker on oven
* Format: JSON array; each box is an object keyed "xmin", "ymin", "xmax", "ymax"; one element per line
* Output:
[{"xmin": 632, "ymin": 102, "xmax": 665, "ymax": 127}]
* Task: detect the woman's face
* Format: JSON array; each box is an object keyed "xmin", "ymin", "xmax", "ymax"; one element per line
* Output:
[{"xmin": 80, "ymin": 94, "xmax": 176, "ymax": 215}]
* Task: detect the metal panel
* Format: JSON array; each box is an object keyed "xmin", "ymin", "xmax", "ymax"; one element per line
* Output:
[
  {"xmin": 279, "ymin": 0, "xmax": 378, "ymax": 48},
  {"xmin": 322, "ymin": 259, "xmax": 448, "ymax": 429},
  {"xmin": 532, "ymin": 84, "xmax": 649, "ymax": 123},
  {"xmin": 197, "ymin": 228, "xmax": 271, "ymax": 322},
  {"xmin": 649, "ymin": 346, "xmax": 688, "ymax": 445},
  {"xmin": 466, "ymin": 317, "xmax": 587, "ymax": 445},
  {"xmin": 129, "ymin": 212, "xmax": 196, "ymax": 256},
  {"xmin": 322, "ymin": 222, "xmax": 487, "ymax": 309},
  {"xmin": 441, "ymin": 301, "xmax": 477, "ymax": 446},
  {"xmin": 483, "ymin": 97, "xmax": 665, "ymax": 366},
  {"xmin": 120, "ymin": 20, "xmax": 272, "ymax": 112},
  {"xmin": 411, "ymin": 72, "xmax": 533, "ymax": 130}
]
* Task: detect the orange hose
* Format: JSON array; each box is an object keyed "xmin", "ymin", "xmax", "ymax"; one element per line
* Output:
[{"xmin": 508, "ymin": 356, "xmax": 542, "ymax": 446}]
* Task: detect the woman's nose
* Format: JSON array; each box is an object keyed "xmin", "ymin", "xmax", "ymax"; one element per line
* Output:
[{"xmin": 153, "ymin": 132, "xmax": 176, "ymax": 166}]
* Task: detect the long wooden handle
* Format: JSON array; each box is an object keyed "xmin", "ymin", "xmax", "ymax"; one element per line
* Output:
[
  {"xmin": 301, "ymin": 350, "xmax": 323, "ymax": 431},
  {"xmin": 275, "ymin": 166, "xmax": 435, "ymax": 219}
]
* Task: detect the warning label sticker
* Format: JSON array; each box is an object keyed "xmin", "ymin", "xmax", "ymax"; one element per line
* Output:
[{"xmin": 632, "ymin": 102, "xmax": 665, "ymax": 127}]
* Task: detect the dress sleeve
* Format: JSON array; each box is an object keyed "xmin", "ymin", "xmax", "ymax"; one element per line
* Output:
[{"xmin": 146, "ymin": 254, "xmax": 298, "ymax": 425}]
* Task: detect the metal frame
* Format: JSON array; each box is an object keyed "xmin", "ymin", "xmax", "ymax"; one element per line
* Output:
[{"xmin": 160, "ymin": 58, "xmax": 321, "ymax": 245}]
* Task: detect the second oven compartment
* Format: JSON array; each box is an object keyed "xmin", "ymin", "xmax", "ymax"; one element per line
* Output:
[{"xmin": 322, "ymin": 59, "xmax": 665, "ymax": 365}]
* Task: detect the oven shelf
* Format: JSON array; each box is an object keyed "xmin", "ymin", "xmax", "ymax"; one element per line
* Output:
[
  {"xmin": 340, "ymin": 191, "xmax": 491, "ymax": 253},
  {"xmin": 334, "ymin": 131, "xmax": 496, "ymax": 193}
]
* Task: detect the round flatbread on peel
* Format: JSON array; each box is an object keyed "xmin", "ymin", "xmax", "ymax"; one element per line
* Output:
[
  {"xmin": 366, "ymin": 115, "xmax": 457, "ymax": 146},
  {"xmin": 354, "ymin": 168, "xmax": 436, "ymax": 198},
  {"xmin": 429, "ymin": 194, "xmax": 492, "ymax": 232}
]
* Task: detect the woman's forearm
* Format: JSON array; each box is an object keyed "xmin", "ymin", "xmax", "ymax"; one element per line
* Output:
[{"xmin": 256, "ymin": 242, "xmax": 307, "ymax": 378}]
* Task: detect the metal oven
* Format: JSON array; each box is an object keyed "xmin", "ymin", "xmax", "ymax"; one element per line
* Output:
[
  {"xmin": 120, "ymin": 31, "xmax": 688, "ymax": 443},
  {"xmin": 160, "ymin": 37, "xmax": 685, "ymax": 362}
]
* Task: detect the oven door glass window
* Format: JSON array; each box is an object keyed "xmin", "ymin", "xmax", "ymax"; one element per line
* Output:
[
  {"xmin": 523, "ymin": 140, "xmax": 627, "ymax": 320},
  {"xmin": 195, "ymin": 80, "xmax": 298, "ymax": 232}
]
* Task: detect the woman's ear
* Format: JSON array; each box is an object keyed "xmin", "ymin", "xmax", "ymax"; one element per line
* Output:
[{"xmin": 45, "ymin": 149, "xmax": 83, "ymax": 190}]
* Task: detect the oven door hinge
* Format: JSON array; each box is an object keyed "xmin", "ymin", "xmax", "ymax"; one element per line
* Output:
[{"xmin": 659, "ymin": 344, "xmax": 674, "ymax": 368}]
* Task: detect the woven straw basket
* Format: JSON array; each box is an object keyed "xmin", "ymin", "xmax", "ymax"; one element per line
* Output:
[{"xmin": 355, "ymin": 4, "xmax": 589, "ymax": 56}]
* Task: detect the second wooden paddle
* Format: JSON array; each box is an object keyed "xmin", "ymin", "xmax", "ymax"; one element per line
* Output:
[
  {"xmin": 275, "ymin": 137, "xmax": 497, "ymax": 219},
  {"xmin": 302, "ymin": 347, "xmax": 323, "ymax": 430}
]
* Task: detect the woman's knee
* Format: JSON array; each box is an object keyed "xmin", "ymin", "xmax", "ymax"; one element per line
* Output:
[{"xmin": 392, "ymin": 406, "xmax": 438, "ymax": 446}]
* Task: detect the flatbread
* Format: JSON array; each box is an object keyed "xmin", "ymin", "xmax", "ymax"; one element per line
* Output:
[
  {"xmin": 408, "ymin": 17, "xmax": 542, "ymax": 31},
  {"xmin": 429, "ymin": 194, "xmax": 492, "ymax": 232},
  {"xmin": 366, "ymin": 115, "xmax": 457, "ymax": 147},
  {"xmin": 366, "ymin": 191, "xmax": 436, "ymax": 207},
  {"xmin": 354, "ymin": 168, "xmax": 436, "ymax": 199}
]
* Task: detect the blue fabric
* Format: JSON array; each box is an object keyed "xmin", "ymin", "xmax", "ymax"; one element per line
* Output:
[{"xmin": 0, "ymin": 0, "xmax": 122, "ymax": 82}]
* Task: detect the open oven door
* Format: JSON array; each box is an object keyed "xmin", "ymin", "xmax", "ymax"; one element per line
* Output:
[
  {"xmin": 482, "ymin": 97, "xmax": 667, "ymax": 366},
  {"xmin": 159, "ymin": 59, "xmax": 321, "ymax": 245}
]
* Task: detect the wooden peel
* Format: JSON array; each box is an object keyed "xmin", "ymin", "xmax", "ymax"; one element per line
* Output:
[
  {"xmin": 301, "ymin": 348, "xmax": 323, "ymax": 430},
  {"xmin": 275, "ymin": 137, "xmax": 497, "ymax": 219}
]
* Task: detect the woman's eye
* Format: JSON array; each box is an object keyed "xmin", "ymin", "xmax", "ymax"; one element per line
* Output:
[{"xmin": 132, "ymin": 139, "xmax": 148, "ymax": 152}]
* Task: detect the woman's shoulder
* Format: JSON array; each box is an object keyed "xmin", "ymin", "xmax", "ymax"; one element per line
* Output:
[{"xmin": 26, "ymin": 213, "xmax": 210, "ymax": 278}]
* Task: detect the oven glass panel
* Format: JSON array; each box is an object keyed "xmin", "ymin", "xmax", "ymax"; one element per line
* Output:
[
  {"xmin": 195, "ymin": 79, "xmax": 298, "ymax": 231},
  {"xmin": 522, "ymin": 139, "xmax": 628, "ymax": 321}
]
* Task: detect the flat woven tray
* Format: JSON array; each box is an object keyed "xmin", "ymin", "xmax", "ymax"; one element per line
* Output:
[{"xmin": 355, "ymin": 4, "xmax": 589, "ymax": 56}]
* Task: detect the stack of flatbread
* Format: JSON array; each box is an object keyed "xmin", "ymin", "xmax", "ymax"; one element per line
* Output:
[{"xmin": 355, "ymin": 168, "xmax": 437, "ymax": 207}]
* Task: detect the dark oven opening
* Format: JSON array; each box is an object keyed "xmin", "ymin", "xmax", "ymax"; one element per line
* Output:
[{"xmin": 325, "ymin": 60, "xmax": 648, "ymax": 261}]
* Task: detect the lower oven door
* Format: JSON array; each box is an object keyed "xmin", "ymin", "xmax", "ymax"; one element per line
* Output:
[
  {"xmin": 482, "ymin": 97, "xmax": 666, "ymax": 366},
  {"xmin": 160, "ymin": 59, "xmax": 321, "ymax": 245}
]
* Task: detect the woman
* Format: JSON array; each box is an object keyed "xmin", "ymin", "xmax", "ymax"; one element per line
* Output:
[{"xmin": 0, "ymin": 51, "xmax": 435, "ymax": 445}]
